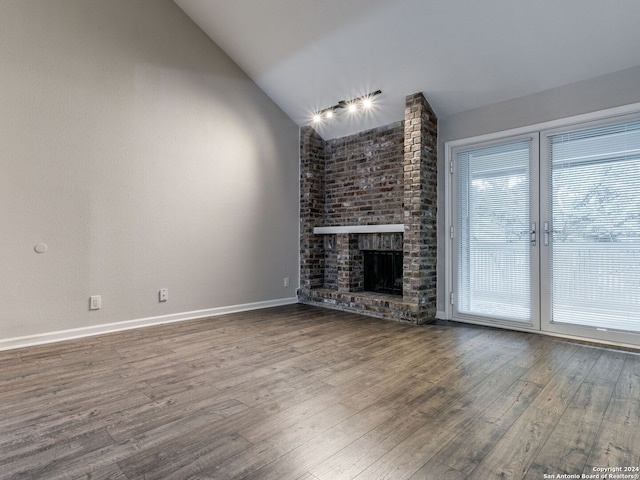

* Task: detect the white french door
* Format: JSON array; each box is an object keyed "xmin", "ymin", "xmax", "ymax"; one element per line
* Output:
[
  {"xmin": 452, "ymin": 134, "xmax": 540, "ymax": 330},
  {"xmin": 540, "ymin": 118, "xmax": 640, "ymax": 344},
  {"xmin": 451, "ymin": 114, "xmax": 640, "ymax": 347}
]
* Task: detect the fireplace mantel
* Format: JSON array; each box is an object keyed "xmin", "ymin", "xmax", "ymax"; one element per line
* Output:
[{"xmin": 313, "ymin": 224, "xmax": 404, "ymax": 235}]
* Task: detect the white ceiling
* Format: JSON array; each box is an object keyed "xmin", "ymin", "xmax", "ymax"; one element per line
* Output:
[{"xmin": 173, "ymin": 0, "xmax": 640, "ymax": 139}]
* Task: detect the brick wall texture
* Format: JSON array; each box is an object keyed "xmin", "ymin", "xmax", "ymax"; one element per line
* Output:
[
  {"xmin": 403, "ymin": 93, "xmax": 438, "ymax": 319},
  {"xmin": 324, "ymin": 122, "xmax": 404, "ymax": 226},
  {"xmin": 299, "ymin": 126, "xmax": 325, "ymax": 290}
]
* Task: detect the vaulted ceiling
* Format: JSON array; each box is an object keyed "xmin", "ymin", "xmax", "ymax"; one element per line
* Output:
[{"xmin": 173, "ymin": 0, "xmax": 640, "ymax": 139}]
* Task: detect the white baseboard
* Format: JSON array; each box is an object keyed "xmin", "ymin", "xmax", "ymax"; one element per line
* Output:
[
  {"xmin": 0, "ymin": 297, "xmax": 298, "ymax": 352},
  {"xmin": 436, "ymin": 310, "xmax": 447, "ymax": 320}
]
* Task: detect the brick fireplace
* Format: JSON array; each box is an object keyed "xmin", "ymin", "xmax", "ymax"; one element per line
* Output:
[{"xmin": 298, "ymin": 93, "xmax": 437, "ymax": 324}]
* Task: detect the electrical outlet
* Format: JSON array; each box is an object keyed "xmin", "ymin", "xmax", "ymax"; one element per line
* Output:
[
  {"xmin": 159, "ymin": 288, "xmax": 168, "ymax": 302},
  {"xmin": 284, "ymin": 277, "xmax": 290, "ymax": 287},
  {"xmin": 90, "ymin": 295, "xmax": 101, "ymax": 310}
]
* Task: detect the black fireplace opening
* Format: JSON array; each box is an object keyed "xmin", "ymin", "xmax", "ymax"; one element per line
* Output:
[{"xmin": 363, "ymin": 250, "xmax": 403, "ymax": 296}]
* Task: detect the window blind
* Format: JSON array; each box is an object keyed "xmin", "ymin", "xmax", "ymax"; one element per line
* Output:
[
  {"xmin": 457, "ymin": 140, "xmax": 531, "ymax": 322},
  {"xmin": 548, "ymin": 120, "xmax": 640, "ymax": 332}
]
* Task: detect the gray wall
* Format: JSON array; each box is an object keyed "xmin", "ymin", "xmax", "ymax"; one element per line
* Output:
[
  {"xmin": 437, "ymin": 66, "xmax": 640, "ymax": 314},
  {"xmin": 0, "ymin": 0, "xmax": 300, "ymax": 341}
]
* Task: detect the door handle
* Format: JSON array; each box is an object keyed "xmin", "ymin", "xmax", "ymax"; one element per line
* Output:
[
  {"xmin": 544, "ymin": 222, "xmax": 550, "ymax": 246},
  {"xmin": 530, "ymin": 222, "xmax": 536, "ymax": 247}
]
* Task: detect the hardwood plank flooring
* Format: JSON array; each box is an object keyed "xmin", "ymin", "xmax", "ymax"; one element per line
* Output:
[{"xmin": 1, "ymin": 304, "xmax": 639, "ymax": 479}]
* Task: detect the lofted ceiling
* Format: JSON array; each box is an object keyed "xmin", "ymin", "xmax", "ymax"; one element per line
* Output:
[{"xmin": 173, "ymin": 0, "xmax": 640, "ymax": 139}]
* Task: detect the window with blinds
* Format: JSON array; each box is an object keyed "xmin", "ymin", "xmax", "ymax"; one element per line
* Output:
[
  {"xmin": 548, "ymin": 120, "xmax": 640, "ymax": 332},
  {"xmin": 456, "ymin": 139, "xmax": 532, "ymax": 322}
]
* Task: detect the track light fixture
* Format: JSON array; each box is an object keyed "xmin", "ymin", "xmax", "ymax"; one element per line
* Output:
[{"xmin": 311, "ymin": 90, "xmax": 382, "ymax": 124}]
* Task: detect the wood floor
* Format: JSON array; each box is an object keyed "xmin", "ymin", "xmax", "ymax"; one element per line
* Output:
[{"xmin": 1, "ymin": 304, "xmax": 639, "ymax": 480}]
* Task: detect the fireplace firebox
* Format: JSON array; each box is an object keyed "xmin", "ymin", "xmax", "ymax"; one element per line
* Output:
[{"xmin": 363, "ymin": 251, "xmax": 403, "ymax": 296}]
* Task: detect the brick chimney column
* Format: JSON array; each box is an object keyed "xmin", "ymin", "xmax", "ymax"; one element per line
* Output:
[{"xmin": 403, "ymin": 93, "xmax": 438, "ymax": 323}]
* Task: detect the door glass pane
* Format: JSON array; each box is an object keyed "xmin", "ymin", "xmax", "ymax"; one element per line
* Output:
[
  {"xmin": 549, "ymin": 121, "xmax": 640, "ymax": 332},
  {"xmin": 457, "ymin": 140, "xmax": 531, "ymax": 322}
]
